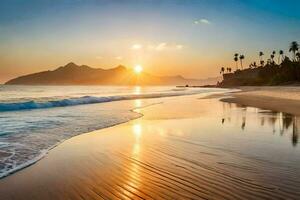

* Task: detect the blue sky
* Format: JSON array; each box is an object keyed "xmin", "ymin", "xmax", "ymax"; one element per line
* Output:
[{"xmin": 0, "ymin": 0, "xmax": 300, "ymax": 82}]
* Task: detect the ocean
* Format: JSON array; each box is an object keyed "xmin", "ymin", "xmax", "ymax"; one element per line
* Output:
[{"xmin": 0, "ymin": 85, "xmax": 225, "ymax": 178}]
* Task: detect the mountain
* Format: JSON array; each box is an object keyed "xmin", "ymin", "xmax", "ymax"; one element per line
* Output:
[{"xmin": 5, "ymin": 62, "xmax": 219, "ymax": 86}]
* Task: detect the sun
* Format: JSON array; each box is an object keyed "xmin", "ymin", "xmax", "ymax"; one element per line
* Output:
[{"xmin": 134, "ymin": 65, "xmax": 143, "ymax": 74}]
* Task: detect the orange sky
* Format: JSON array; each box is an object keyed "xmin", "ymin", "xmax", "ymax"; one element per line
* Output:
[{"xmin": 1, "ymin": 0, "xmax": 299, "ymax": 83}]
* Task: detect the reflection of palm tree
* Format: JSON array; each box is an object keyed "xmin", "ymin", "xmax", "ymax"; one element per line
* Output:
[
  {"xmin": 239, "ymin": 55, "xmax": 245, "ymax": 70},
  {"xmin": 292, "ymin": 117, "xmax": 299, "ymax": 147},
  {"xmin": 269, "ymin": 114, "xmax": 277, "ymax": 133},
  {"xmin": 289, "ymin": 41, "xmax": 299, "ymax": 61},
  {"xmin": 261, "ymin": 117, "xmax": 265, "ymax": 126},
  {"xmin": 241, "ymin": 116, "xmax": 246, "ymax": 130},
  {"xmin": 283, "ymin": 114, "xmax": 293, "ymax": 129}
]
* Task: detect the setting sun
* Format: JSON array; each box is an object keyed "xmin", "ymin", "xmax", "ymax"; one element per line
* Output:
[{"xmin": 134, "ymin": 65, "xmax": 143, "ymax": 74}]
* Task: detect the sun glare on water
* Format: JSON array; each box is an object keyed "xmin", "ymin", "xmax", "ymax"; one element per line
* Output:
[{"xmin": 134, "ymin": 65, "xmax": 143, "ymax": 74}]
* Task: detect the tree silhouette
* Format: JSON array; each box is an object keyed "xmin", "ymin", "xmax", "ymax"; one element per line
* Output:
[
  {"xmin": 259, "ymin": 51, "xmax": 264, "ymax": 63},
  {"xmin": 270, "ymin": 51, "xmax": 276, "ymax": 64},
  {"xmin": 296, "ymin": 52, "xmax": 300, "ymax": 62},
  {"xmin": 239, "ymin": 54, "xmax": 245, "ymax": 70},
  {"xmin": 270, "ymin": 54, "xmax": 275, "ymax": 64},
  {"xmin": 253, "ymin": 61, "xmax": 257, "ymax": 68},
  {"xmin": 220, "ymin": 67, "xmax": 225, "ymax": 74},
  {"xmin": 289, "ymin": 41, "xmax": 299, "ymax": 61},
  {"xmin": 234, "ymin": 53, "xmax": 239, "ymax": 70},
  {"xmin": 279, "ymin": 50, "xmax": 284, "ymax": 63}
]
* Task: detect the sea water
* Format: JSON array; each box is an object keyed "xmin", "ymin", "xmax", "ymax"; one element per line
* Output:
[{"xmin": 0, "ymin": 85, "xmax": 225, "ymax": 178}]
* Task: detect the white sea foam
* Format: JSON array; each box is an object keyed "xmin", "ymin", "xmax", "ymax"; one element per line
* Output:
[{"xmin": 0, "ymin": 89, "xmax": 217, "ymax": 112}]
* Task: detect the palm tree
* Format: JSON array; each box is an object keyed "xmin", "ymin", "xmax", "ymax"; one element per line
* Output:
[
  {"xmin": 270, "ymin": 54, "xmax": 275, "ymax": 63},
  {"xmin": 253, "ymin": 61, "xmax": 257, "ymax": 68},
  {"xmin": 279, "ymin": 50, "xmax": 284, "ymax": 63},
  {"xmin": 239, "ymin": 54, "xmax": 245, "ymax": 70},
  {"xmin": 259, "ymin": 51, "xmax": 264, "ymax": 62},
  {"xmin": 271, "ymin": 51, "xmax": 276, "ymax": 64},
  {"xmin": 234, "ymin": 53, "xmax": 239, "ymax": 70},
  {"xmin": 289, "ymin": 41, "xmax": 299, "ymax": 61},
  {"xmin": 220, "ymin": 67, "xmax": 225, "ymax": 74}
]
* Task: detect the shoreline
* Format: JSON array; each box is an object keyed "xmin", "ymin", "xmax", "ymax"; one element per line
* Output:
[
  {"xmin": 0, "ymin": 88, "xmax": 299, "ymax": 199},
  {"xmin": 0, "ymin": 110, "xmax": 144, "ymax": 180},
  {"xmin": 221, "ymin": 86, "xmax": 300, "ymax": 116},
  {"xmin": 0, "ymin": 89, "xmax": 226, "ymax": 179}
]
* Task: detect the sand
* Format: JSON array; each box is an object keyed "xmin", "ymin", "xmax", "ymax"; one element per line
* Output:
[
  {"xmin": 222, "ymin": 86, "xmax": 300, "ymax": 115},
  {"xmin": 0, "ymin": 91, "xmax": 300, "ymax": 200}
]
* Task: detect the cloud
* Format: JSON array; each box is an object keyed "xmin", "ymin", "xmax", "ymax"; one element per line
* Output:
[
  {"xmin": 194, "ymin": 18, "xmax": 211, "ymax": 25},
  {"xmin": 155, "ymin": 43, "xmax": 167, "ymax": 51},
  {"xmin": 131, "ymin": 44, "xmax": 142, "ymax": 50},
  {"xmin": 147, "ymin": 43, "xmax": 182, "ymax": 51},
  {"xmin": 176, "ymin": 45, "xmax": 183, "ymax": 50},
  {"xmin": 115, "ymin": 56, "xmax": 123, "ymax": 60},
  {"xmin": 96, "ymin": 56, "xmax": 103, "ymax": 60}
]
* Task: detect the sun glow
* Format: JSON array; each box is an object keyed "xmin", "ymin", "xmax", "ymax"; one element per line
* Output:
[{"xmin": 134, "ymin": 65, "xmax": 143, "ymax": 74}]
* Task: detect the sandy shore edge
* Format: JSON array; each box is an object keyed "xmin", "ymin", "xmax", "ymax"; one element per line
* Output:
[
  {"xmin": 221, "ymin": 86, "xmax": 300, "ymax": 116},
  {"xmin": 0, "ymin": 89, "xmax": 300, "ymax": 199}
]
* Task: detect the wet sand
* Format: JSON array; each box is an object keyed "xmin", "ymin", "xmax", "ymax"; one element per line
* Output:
[
  {"xmin": 0, "ymin": 94, "xmax": 300, "ymax": 199},
  {"xmin": 222, "ymin": 86, "xmax": 300, "ymax": 115}
]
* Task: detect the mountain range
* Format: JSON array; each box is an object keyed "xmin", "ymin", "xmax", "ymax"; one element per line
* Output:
[{"xmin": 5, "ymin": 62, "xmax": 220, "ymax": 86}]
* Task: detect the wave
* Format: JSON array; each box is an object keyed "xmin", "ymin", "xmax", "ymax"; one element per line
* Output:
[{"xmin": 0, "ymin": 90, "xmax": 210, "ymax": 112}]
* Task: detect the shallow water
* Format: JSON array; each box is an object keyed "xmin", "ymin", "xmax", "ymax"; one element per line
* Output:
[
  {"xmin": 0, "ymin": 85, "xmax": 226, "ymax": 178},
  {"xmin": 0, "ymin": 94, "xmax": 299, "ymax": 199}
]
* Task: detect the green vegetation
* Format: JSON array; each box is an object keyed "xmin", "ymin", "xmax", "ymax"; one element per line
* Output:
[{"xmin": 220, "ymin": 41, "xmax": 300, "ymax": 86}]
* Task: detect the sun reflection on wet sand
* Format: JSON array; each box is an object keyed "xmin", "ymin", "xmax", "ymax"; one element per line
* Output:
[
  {"xmin": 134, "ymin": 99, "xmax": 142, "ymax": 108},
  {"xmin": 133, "ymin": 123, "xmax": 142, "ymax": 139},
  {"xmin": 120, "ymin": 122, "xmax": 143, "ymax": 198},
  {"xmin": 1, "ymin": 96, "xmax": 300, "ymax": 199}
]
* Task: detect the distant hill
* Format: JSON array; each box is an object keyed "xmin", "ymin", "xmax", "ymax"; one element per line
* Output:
[{"xmin": 5, "ymin": 62, "xmax": 220, "ymax": 86}]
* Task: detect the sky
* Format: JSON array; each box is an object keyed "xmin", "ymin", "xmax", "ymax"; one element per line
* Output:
[{"xmin": 0, "ymin": 0, "xmax": 300, "ymax": 83}]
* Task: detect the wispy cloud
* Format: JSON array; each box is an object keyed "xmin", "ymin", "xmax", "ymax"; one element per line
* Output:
[
  {"xmin": 194, "ymin": 18, "xmax": 211, "ymax": 25},
  {"xmin": 176, "ymin": 45, "xmax": 183, "ymax": 50},
  {"xmin": 131, "ymin": 44, "xmax": 142, "ymax": 50},
  {"xmin": 147, "ymin": 43, "xmax": 183, "ymax": 51},
  {"xmin": 115, "ymin": 56, "xmax": 123, "ymax": 60},
  {"xmin": 155, "ymin": 43, "xmax": 167, "ymax": 51}
]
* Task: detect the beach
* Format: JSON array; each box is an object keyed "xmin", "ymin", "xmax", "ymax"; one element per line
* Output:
[
  {"xmin": 0, "ymin": 88, "xmax": 300, "ymax": 200},
  {"xmin": 222, "ymin": 86, "xmax": 300, "ymax": 115}
]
